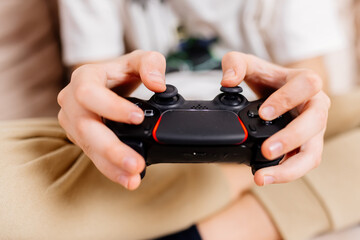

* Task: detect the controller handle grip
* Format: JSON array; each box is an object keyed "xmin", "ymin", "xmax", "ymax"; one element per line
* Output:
[
  {"xmin": 250, "ymin": 144, "xmax": 283, "ymax": 174},
  {"xmin": 122, "ymin": 139, "xmax": 147, "ymax": 178},
  {"xmin": 140, "ymin": 168, "xmax": 146, "ymax": 179}
]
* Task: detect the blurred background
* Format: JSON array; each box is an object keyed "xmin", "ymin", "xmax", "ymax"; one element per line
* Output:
[
  {"xmin": 0, "ymin": 0, "xmax": 360, "ymax": 239},
  {"xmin": 0, "ymin": 0, "xmax": 360, "ymax": 120}
]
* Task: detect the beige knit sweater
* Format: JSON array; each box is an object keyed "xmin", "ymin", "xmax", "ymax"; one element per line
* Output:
[{"xmin": 1, "ymin": 92, "xmax": 360, "ymax": 240}]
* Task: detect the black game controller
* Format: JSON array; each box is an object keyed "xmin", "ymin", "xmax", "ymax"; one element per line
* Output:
[{"xmin": 104, "ymin": 84, "xmax": 293, "ymax": 177}]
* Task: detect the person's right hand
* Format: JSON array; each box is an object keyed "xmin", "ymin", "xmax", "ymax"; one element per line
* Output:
[
  {"xmin": 220, "ymin": 52, "xmax": 330, "ymax": 186},
  {"xmin": 57, "ymin": 50, "xmax": 167, "ymax": 190}
]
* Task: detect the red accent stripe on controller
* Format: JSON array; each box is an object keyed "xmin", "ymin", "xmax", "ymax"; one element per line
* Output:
[
  {"xmin": 152, "ymin": 115, "xmax": 162, "ymax": 143},
  {"xmin": 237, "ymin": 116, "xmax": 248, "ymax": 144}
]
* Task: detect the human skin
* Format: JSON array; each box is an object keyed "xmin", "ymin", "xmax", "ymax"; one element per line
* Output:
[
  {"xmin": 221, "ymin": 52, "xmax": 330, "ymax": 186},
  {"xmin": 195, "ymin": 54, "xmax": 330, "ymax": 240},
  {"xmin": 58, "ymin": 50, "xmax": 330, "ymax": 189},
  {"xmin": 58, "ymin": 50, "xmax": 330, "ymax": 239}
]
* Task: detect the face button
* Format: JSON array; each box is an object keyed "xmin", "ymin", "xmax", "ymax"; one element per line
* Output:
[
  {"xmin": 247, "ymin": 110, "xmax": 259, "ymax": 118},
  {"xmin": 262, "ymin": 120, "xmax": 273, "ymax": 125},
  {"xmin": 248, "ymin": 124, "xmax": 257, "ymax": 132},
  {"xmin": 144, "ymin": 109, "xmax": 154, "ymax": 117}
]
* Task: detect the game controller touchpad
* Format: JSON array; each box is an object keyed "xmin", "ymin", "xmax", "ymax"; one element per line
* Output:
[{"xmin": 153, "ymin": 110, "xmax": 247, "ymax": 145}]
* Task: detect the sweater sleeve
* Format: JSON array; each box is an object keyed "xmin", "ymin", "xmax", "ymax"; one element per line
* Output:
[
  {"xmin": 0, "ymin": 118, "xmax": 231, "ymax": 239},
  {"xmin": 252, "ymin": 127, "xmax": 360, "ymax": 240}
]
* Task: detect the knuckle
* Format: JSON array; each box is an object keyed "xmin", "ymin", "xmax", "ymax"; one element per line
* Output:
[
  {"xmin": 316, "ymin": 109, "xmax": 328, "ymax": 129},
  {"xmin": 75, "ymin": 119, "xmax": 88, "ymax": 138},
  {"xmin": 279, "ymin": 161, "xmax": 305, "ymax": 183},
  {"xmin": 146, "ymin": 51, "xmax": 164, "ymax": 60},
  {"xmin": 304, "ymin": 71, "xmax": 323, "ymax": 92},
  {"xmin": 102, "ymin": 144, "xmax": 118, "ymax": 163},
  {"xmin": 284, "ymin": 129, "xmax": 301, "ymax": 149},
  {"xmin": 142, "ymin": 51, "xmax": 166, "ymax": 66},
  {"xmin": 278, "ymin": 91, "xmax": 294, "ymax": 111},
  {"xmin": 123, "ymin": 59, "xmax": 134, "ymax": 74},
  {"xmin": 72, "ymin": 64, "xmax": 103, "ymax": 83},
  {"xmin": 74, "ymin": 83, "xmax": 92, "ymax": 105},
  {"xmin": 312, "ymin": 154, "xmax": 322, "ymax": 169},
  {"xmin": 276, "ymin": 169, "xmax": 293, "ymax": 183},
  {"xmin": 57, "ymin": 89, "xmax": 66, "ymax": 106},
  {"xmin": 72, "ymin": 64, "xmax": 90, "ymax": 79},
  {"xmin": 130, "ymin": 49, "xmax": 145, "ymax": 57},
  {"xmin": 103, "ymin": 145, "xmax": 127, "ymax": 168},
  {"xmin": 224, "ymin": 51, "xmax": 244, "ymax": 62},
  {"xmin": 82, "ymin": 143, "xmax": 93, "ymax": 157},
  {"xmin": 323, "ymin": 93, "xmax": 331, "ymax": 109},
  {"xmin": 244, "ymin": 53, "xmax": 257, "ymax": 62},
  {"xmin": 57, "ymin": 110, "xmax": 66, "ymax": 127},
  {"xmin": 280, "ymin": 140, "xmax": 292, "ymax": 155},
  {"xmin": 224, "ymin": 51, "xmax": 238, "ymax": 59}
]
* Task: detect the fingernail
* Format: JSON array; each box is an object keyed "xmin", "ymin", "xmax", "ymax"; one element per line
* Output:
[
  {"xmin": 129, "ymin": 112, "xmax": 143, "ymax": 124},
  {"xmin": 269, "ymin": 142, "xmax": 283, "ymax": 158},
  {"xmin": 223, "ymin": 69, "xmax": 236, "ymax": 80},
  {"xmin": 148, "ymin": 70, "xmax": 165, "ymax": 84},
  {"xmin": 117, "ymin": 175, "xmax": 129, "ymax": 188},
  {"xmin": 122, "ymin": 157, "xmax": 138, "ymax": 173},
  {"xmin": 263, "ymin": 175, "xmax": 275, "ymax": 186},
  {"xmin": 261, "ymin": 106, "xmax": 275, "ymax": 120}
]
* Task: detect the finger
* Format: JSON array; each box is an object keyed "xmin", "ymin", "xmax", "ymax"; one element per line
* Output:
[
  {"xmin": 59, "ymin": 85, "xmax": 144, "ymax": 190},
  {"xmin": 73, "ymin": 77, "xmax": 145, "ymax": 124},
  {"xmin": 68, "ymin": 51, "xmax": 167, "ymax": 123},
  {"xmin": 259, "ymin": 70, "xmax": 323, "ymax": 120},
  {"xmin": 77, "ymin": 117, "xmax": 143, "ymax": 190},
  {"xmin": 59, "ymin": 101, "xmax": 146, "ymax": 183},
  {"xmin": 254, "ymin": 131, "xmax": 324, "ymax": 186},
  {"xmin": 93, "ymin": 157, "xmax": 141, "ymax": 190},
  {"xmin": 221, "ymin": 52, "xmax": 288, "ymax": 88},
  {"xmin": 137, "ymin": 51, "xmax": 167, "ymax": 92},
  {"xmin": 78, "ymin": 117, "xmax": 144, "ymax": 168},
  {"xmin": 58, "ymin": 109, "xmax": 78, "ymax": 145},
  {"xmin": 103, "ymin": 50, "xmax": 167, "ymax": 92},
  {"xmin": 59, "ymin": 102, "xmax": 145, "ymax": 176},
  {"xmin": 261, "ymin": 92, "xmax": 330, "ymax": 160},
  {"xmin": 123, "ymin": 174, "xmax": 142, "ymax": 191}
]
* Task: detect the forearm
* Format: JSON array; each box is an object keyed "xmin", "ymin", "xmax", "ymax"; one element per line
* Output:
[{"xmin": 198, "ymin": 192, "xmax": 281, "ymax": 240}]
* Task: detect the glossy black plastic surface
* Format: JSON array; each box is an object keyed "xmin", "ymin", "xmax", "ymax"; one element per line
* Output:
[{"xmin": 104, "ymin": 84, "xmax": 293, "ymax": 177}]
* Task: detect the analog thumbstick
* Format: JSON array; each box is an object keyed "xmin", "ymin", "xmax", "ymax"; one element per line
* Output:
[
  {"xmin": 154, "ymin": 85, "xmax": 179, "ymax": 105},
  {"xmin": 219, "ymin": 86, "xmax": 244, "ymax": 106},
  {"xmin": 220, "ymin": 86, "xmax": 243, "ymax": 94}
]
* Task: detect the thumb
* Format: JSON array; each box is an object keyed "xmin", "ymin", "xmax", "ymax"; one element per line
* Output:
[{"xmin": 138, "ymin": 51, "xmax": 167, "ymax": 93}]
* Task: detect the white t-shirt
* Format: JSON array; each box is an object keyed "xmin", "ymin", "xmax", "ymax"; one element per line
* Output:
[{"xmin": 59, "ymin": 0, "xmax": 344, "ymax": 66}]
